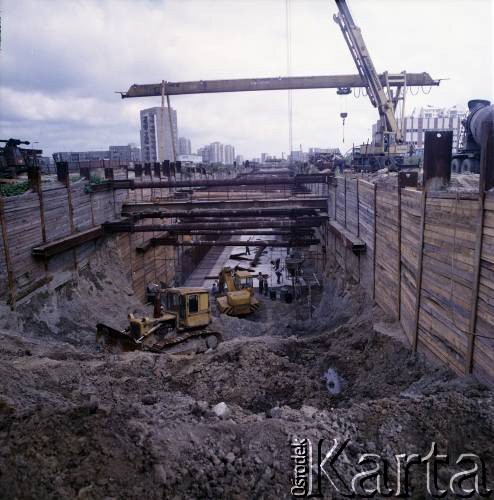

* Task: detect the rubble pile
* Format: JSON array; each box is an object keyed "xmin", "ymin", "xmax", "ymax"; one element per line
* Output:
[{"xmin": 0, "ymin": 245, "xmax": 493, "ymax": 498}]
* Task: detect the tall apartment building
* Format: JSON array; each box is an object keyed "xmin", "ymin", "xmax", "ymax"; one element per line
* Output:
[
  {"xmin": 208, "ymin": 142, "xmax": 224, "ymax": 163},
  {"xmin": 197, "ymin": 142, "xmax": 238, "ymax": 164},
  {"xmin": 178, "ymin": 137, "xmax": 192, "ymax": 155},
  {"xmin": 140, "ymin": 106, "xmax": 178, "ymax": 162},
  {"xmin": 372, "ymin": 106, "xmax": 467, "ymax": 153},
  {"xmin": 224, "ymin": 145, "xmax": 235, "ymax": 165}
]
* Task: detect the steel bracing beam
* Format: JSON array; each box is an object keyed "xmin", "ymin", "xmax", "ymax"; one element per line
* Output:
[
  {"xmin": 149, "ymin": 238, "xmax": 320, "ymax": 247},
  {"xmin": 103, "ymin": 217, "xmax": 327, "ymax": 233},
  {"xmin": 121, "ymin": 196, "xmax": 328, "ymax": 213},
  {"xmin": 130, "ymin": 207, "xmax": 322, "ymax": 219},
  {"xmin": 120, "ymin": 73, "xmax": 439, "ymax": 98},
  {"xmin": 171, "ymin": 229, "xmax": 314, "ymax": 236},
  {"xmin": 94, "ymin": 174, "xmax": 331, "ymax": 191}
]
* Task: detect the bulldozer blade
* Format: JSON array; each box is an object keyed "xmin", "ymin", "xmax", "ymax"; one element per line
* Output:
[{"xmin": 96, "ymin": 323, "xmax": 140, "ymax": 351}]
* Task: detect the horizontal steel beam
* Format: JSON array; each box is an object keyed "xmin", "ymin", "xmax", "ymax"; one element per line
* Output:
[
  {"xmin": 121, "ymin": 73, "xmax": 439, "ymax": 98},
  {"xmin": 130, "ymin": 207, "xmax": 321, "ymax": 219},
  {"xmin": 103, "ymin": 217, "xmax": 327, "ymax": 233},
  {"xmin": 165, "ymin": 229, "xmax": 314, "ymax": 236},
  {"xmin": 96, "ymin": 174, "xmax": 330, "ymax": 191},
  {"xmin": 150, "ymin": 238, "xmax": 320, "ymax": 247},
  {"xmin": 122, "ymin": 196, "xmax": 328, "ymax": 213}
]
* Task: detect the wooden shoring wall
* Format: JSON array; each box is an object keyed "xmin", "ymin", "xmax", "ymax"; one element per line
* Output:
[
  {"xmin": 326, "ymin": 175, "xmax": 494, "ymax": 385},
  {"xmin": 0, "ymin": 167, "xmax": 182, "ymax": 307}
]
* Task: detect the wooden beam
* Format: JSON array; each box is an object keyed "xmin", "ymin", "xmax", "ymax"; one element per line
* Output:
[
  {"xmin": 327, "ymin": 220, "xmax": 366, "ymax": 253},
  {"xmin": 0, "ymin": 197, "xmax": 15, "ymax": 308},
  {"xmin": 32, "ymin": 226, "xmax": 104, "ymax": 259},
  {"xmin": 397, "ymin": 181, "xmax": 402, "ymax": 320},
  {"xmin": 466, "ymin": 119, "xmax": 493, "ymax": 373},
  {"xmin": 372, "ymin": 183, "xmax": 377, "ymax": 300},
  {"xmin": 412, "ymin": 188, "xmax": 428, "ymax": 351}
]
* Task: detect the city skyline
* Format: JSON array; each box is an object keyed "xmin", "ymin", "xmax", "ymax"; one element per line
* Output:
[{"xmin": 0, "ymin": 0, "xmax": 491, "ymax": 158}]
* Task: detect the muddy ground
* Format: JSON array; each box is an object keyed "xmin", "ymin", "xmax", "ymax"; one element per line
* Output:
[{"xmin": 0, "ymin": 244, "xmax": 493, "ymax": 499}]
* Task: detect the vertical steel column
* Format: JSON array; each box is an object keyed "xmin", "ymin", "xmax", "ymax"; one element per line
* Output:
[{"xmin": 423, "ymin": 130, "xmax": 453, "ymax": 191}]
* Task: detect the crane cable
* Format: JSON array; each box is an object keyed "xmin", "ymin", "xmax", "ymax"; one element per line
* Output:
[{"xmin": 285, "ymin": 0, "xmax": 293, "ymax": 160}]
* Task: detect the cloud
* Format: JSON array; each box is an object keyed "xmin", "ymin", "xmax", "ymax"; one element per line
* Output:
[{"xmin": 0, "ymin": 0, "xmax": 492, "ymax": 157}]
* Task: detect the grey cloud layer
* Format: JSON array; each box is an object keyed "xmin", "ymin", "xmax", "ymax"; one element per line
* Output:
[{"xmin": 0, "ymin": 0, "xmax": 492, "ymax": 156}]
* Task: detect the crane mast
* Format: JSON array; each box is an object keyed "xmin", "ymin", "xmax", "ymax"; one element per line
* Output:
[{"xmin": 334, "ymin": 0, "xmax": 406, "ymax": 148}]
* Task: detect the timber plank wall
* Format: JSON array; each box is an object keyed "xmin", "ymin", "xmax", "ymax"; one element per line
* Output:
[
  {"xmin": 326, "ymin": 176, "xmax": 494, "ymax": 386},
  {"xmin": 0, "ymin": 167, "xmax": 195, "ymax": 307}
]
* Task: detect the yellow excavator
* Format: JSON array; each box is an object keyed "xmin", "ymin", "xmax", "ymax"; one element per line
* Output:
[
  {"xmin": 97, "ymin": 287, "xmax": 221, "ymax": 354},
  {"xmin": 215, "ymin": 267, "xmax": 260, "ymax": 316}
]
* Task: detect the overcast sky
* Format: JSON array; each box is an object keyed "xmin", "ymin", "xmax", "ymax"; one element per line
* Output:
[{"xmin": 0, "ymin": 0, "xmax": 492, "ymax": 159}]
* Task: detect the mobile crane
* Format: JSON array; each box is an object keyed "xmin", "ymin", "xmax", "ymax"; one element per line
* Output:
[{"xmin": 333, "ymin": 0, "xmax": 412, "ymax": 171}]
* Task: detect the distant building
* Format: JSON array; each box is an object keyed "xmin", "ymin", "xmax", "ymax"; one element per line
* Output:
[
  {"xmin": 178, "ymin": 137, "xmax": 192, "ymax": 156},
  {"xmin": 178, "ymin": 154, "xmax": 202, "ymax": 164},
  {"xmin": 235, "ymin": 155, "xmax": 244, "ymax": 165},
  {"xmin": 197, "ymin": 146, "xmax": 210, "ymax": 163},
  {"xmin": 308, "ymin": 147, "xmax": 341, "ymax": 155},
  {"xmin": 53, "ymin": 150, "xmax": 109, "ymax": 162},
  {"xmin": 140, "ymin": 106, "xmax": 178, "ymax": 162},
  {"xmin": 289, "ymin": 150, "xmax": 308, "ymax": 162},
  {"xmin": 54, "ymin": 147, "xmax": 140, "ymax": 165},
  {"xmin": 197, "ymin": 142, "xmax": 238, "ymax": 164},
  {"xmin": 372, "ymin": 106, "xmax": 467, "ymax": 153},
  {"xmin": 39, "ymin": 156, "xmax": 54, "ymax": 173},
  {"xmin": 224, "ymin": 145, "xmax": 235, "ymax": 165},
  {"xmin": 109, "ymin": 145, "xmax": 141, "ymax": 162},
  {"xmin": 208, "ymin": 142, "xmax": 224, "ymax": 163}
]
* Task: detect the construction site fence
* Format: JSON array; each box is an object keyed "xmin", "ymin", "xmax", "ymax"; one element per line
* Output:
[{"xmin": 326, "ymin": 176, "xmax": 494, "ymax": 386}]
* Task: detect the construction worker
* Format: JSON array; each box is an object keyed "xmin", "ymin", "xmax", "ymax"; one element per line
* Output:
[
  {"xmin": 246, "ymin": 245, "xmax": 251, "ymax": 255},
  {"xmin": 275, "ymin": 269, "xmax": 283, "ymax": 284},
  {"xmin": 258, "ymin": 272, "xmax": 264, "ymax": 294},
  {"xmin": 263, "ymin": 276, "xmax": 269, "ymax": 296},
  {"xmin": 212, "ymin": 281, "xmax": 218, "ymax": 296}
]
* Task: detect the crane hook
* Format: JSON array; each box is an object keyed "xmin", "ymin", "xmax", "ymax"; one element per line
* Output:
[{"xmin": 340, "ymin": 112, "xmax": 348, "ymax": 143}]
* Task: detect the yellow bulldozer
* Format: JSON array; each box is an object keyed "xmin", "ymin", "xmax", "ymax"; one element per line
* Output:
[
  {"xmin": 97, "ymin": 287, "xmax": 221, "ymax": 354},
  {"xmin": 215, "ymin": 267, "xmax": 260, "ymax": 316}
]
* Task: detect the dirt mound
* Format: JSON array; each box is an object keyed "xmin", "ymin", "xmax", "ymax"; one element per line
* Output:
[
  {"xmin": 0, "ymin": 240, "xmax": 147, "ymax": 349},
  {"xmin": 1, "ymin": 254, "xmax": 493, "ymax": 498},
  {"xmin": 1, "ymin": 324, "xmax": 492, "ymax": 499}
]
